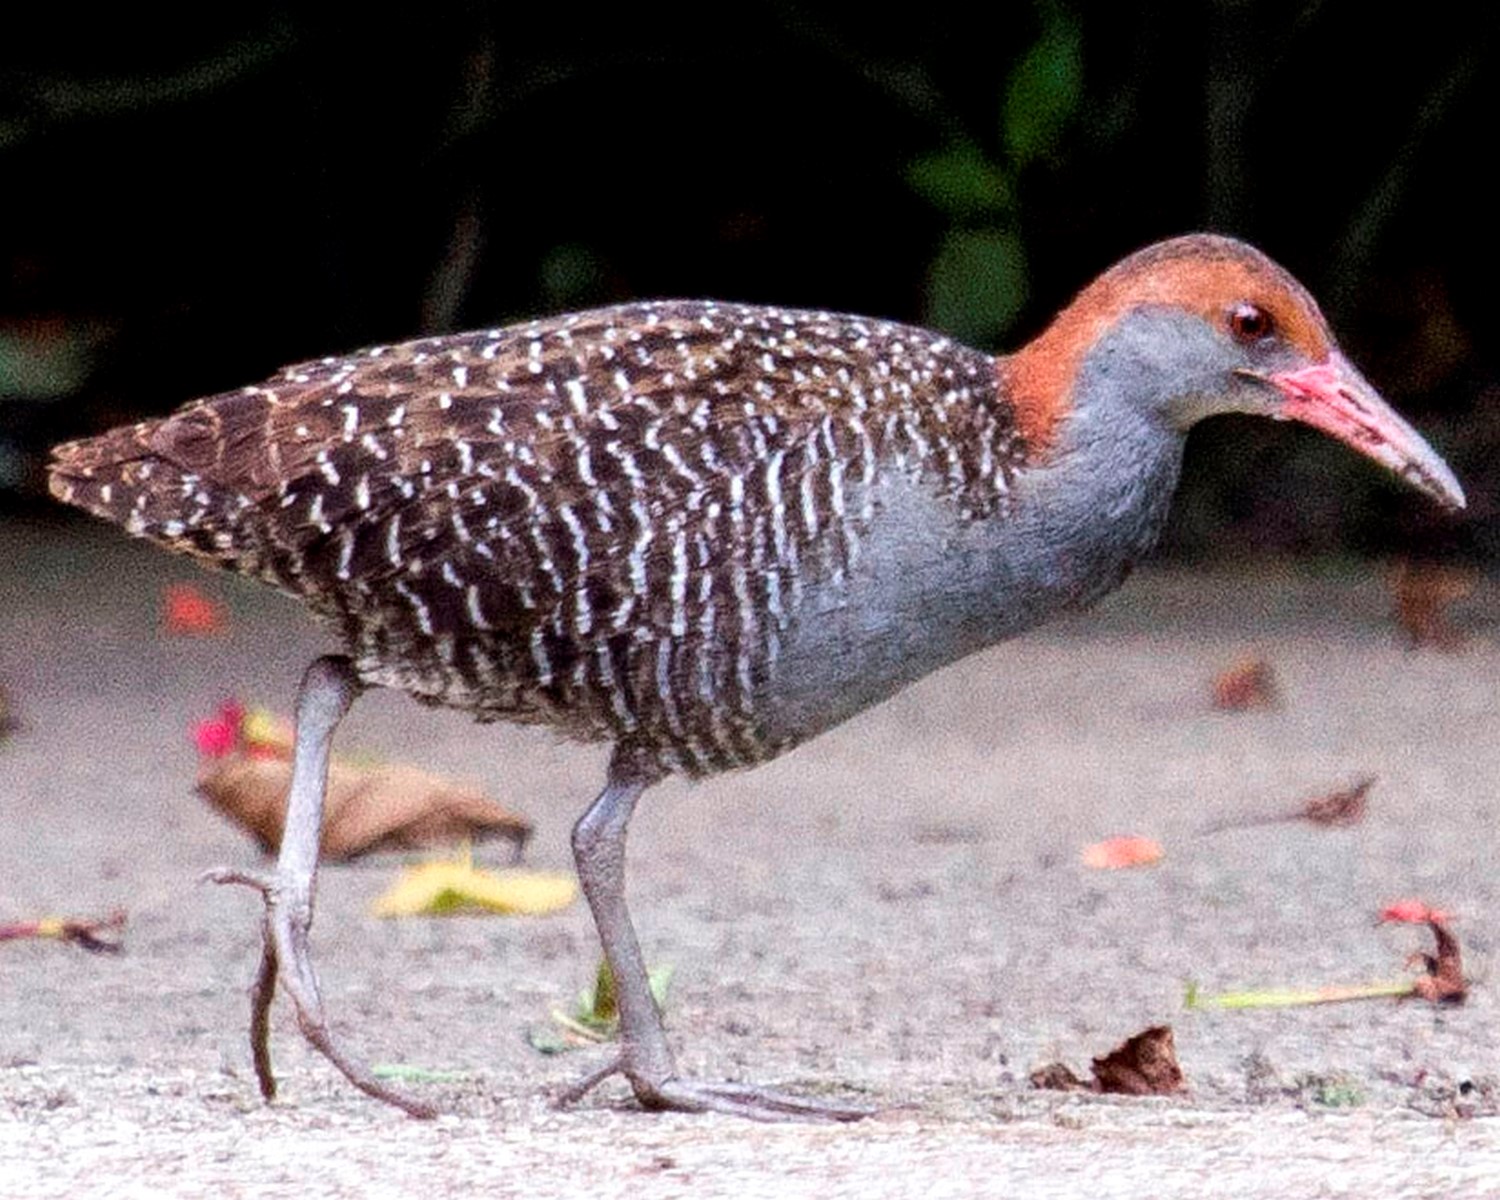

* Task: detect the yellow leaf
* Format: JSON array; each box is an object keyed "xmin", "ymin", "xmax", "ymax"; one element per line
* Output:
[
  {"xmin": 371, "ymin": 854, "xmax": 576, "ymax": 918},
  {"xmin": 241, "ymin": 706, "xmax": 295, "ymax": 757}
]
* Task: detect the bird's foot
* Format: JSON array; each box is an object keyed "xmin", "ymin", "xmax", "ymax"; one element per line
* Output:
[
  {"xmin": 555, "ymin": 1054, "xmax": 872, "ymax": 1122},
  {"xmin": 204, "ymin": 866, "xmax": 437, "ymax": 1119},
  {"xmin": 645, "ymin": 1077, "xmax": 873, "ymax": 1122}
]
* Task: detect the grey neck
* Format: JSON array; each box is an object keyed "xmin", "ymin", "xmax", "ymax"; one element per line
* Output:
[{"xmin": 762, "ymin": 325, "xmax": 1190, "ymax": 747}]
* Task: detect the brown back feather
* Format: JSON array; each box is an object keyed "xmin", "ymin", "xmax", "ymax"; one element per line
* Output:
[{"xmin": 50, "ymin": 301, "xmax": 1026, "ymax": 768}]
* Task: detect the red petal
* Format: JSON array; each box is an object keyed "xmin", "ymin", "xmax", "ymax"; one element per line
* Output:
[
  {"xmin": 1379, "ymin": 898, "xmax": 1453, "ymax": 925},
  {"xmin": 163, "ymin": 583, "xmax": 228, "ymax": 635},
  {"xmin": 192, "ymin": 719, "xmax": 236, "ymax": 758},
  {"xmin": 1081, "ymin": 835, "xmax": 1164, "ymax": 870}
]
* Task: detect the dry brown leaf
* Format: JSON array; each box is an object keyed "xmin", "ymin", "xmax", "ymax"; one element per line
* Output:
[
  {"xmin": 1211, "ymin": 656, "xmax": 1279, "ymax": 711},
  {"xmin": 1201, "ymin": 775, "xmax": 1374, "ymax": 835},
  {"xmin": 1189, "ymin": 902, "xmax": 1467, "ymax": 1012},
  {"xmin": 0, "ymin": 909, "xmax": 125, "ymax": 954},
  {"xmin": 1381, "ymin": 904, "xmax": 1467, "ymax": 1006},
  {"xmin": 197, "ymin": 754, "xmax": 531, "ymax": 861},
  {"xmin": 1027, "ymin": 1061, "xmax": 1090, "ymax": 1092},
  {"xmin": 1299, "ymin": 776, "xmax": 1374, "ymax": 827},
  {"xmin": 1031, "ymin": 1025, "xmax": 1185, "ymax": 1096},
  {"xmin": 1090, "ymin": 1025, "xmax": 1184, "ymax": 1095},
  {"xmin": 1389, "ymin": 559, "xmax": 1475, "ymax": 652},
  {"xmin": 1409, "ymin": 919, "xmax": 1467, "ymax": 1005},
  {"xmin": 0, "ymin": 684, "xmax": 16, "ymax": 738}
]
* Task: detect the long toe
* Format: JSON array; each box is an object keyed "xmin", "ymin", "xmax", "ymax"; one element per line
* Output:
[
  {"xmin": 209, "ymin": 861, "xmax": 438, "ymax": 1119},
  {"xmin": 642, "ymin": 1077, "xmax": 874, "ymax": 1123}
]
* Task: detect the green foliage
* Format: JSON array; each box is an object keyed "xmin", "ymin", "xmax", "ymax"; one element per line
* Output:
[
  {"xmin": 578, "ymin": 959, "xmax": 674, "ymax": 1027},
  {"xmin": 1003, "ymin": 9, "xmax": 1084, "ymax": 167},
  {"xmin": 925, "ymin": 230, "xmax": 1029, "ymax": 347},
  {"xmin": 905, "ymin": 6, "xmax": 1082, "ymax": 346},
  {"xmin": 371, "ymin": 1064, "xmax": 473, "ymax": 1084},
  {"xmin": 589, "ymin": 955, "xmax": 618, "ymax": 1022},
  {"xmin": 0, "ymin": 327, "xmax": 94, "ymax": 401},
  {"xmin": 529, "ymin": 957, "xmax": 675, "ymax": 1053},
  {"xmin": 539, "ymin": 242, "xmax": 607, "ymax": 311},
  {"xmin": 1300, "ymin": 1074, "xmax": 1365, "ymax": 1108},
  {"xmin": 904, "ymin": 145, "xmax": 1011, "ymax": 222}
]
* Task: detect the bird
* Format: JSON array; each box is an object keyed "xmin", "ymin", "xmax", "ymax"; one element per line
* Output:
[{"xmin": 48, "ymin": 234, "xmax": 1464, "ymax": 1121}]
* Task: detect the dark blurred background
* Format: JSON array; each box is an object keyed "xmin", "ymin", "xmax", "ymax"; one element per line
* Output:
[{"xmin": 3, "ymin": 4, "xmax": 1496, "ymax": 560}]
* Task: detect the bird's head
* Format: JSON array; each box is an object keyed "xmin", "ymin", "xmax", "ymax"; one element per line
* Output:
[{"xmin": 1006, "ymin": 234, "xmax": 1465, "ymax": 510}]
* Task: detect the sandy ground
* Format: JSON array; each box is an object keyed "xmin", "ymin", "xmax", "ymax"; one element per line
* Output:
[{"xmin": 1, "ymin": 514, "xmax": 1497, "ymax": 1198}]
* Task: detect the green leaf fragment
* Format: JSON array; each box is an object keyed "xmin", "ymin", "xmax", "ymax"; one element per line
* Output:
[
  {"xmin": 647, "ymin": 964, "xmax": 675, "ymax": 1010},
  {"xmin": 526, "ymin": 1027, "xmax": 573, "ymax": 1056},
  {"xmin": 545, "ymin": 1011, "xmax": 611, "ymax": 1044},
  {"xmin": 924, "ymin": 230, "xmax": 1029, "ymax": 346},
  {"xmin": 540, "ymin": 242, "xmax": 606, "ymax": 310},
  {"xmin": 590, "ymin": 957, "xmax": 618, "ymax": 1023},
  {"xmin": 1185, "ymin": 980, "xmax": 1415, "ymax": 1010},
  {"xmin": 1306, "ymin": 1076, "xmax": 1365, "ymax": 1107},
  {"xmin": 543, "ymin": 958, "xmax": 676, "ymax": 1050},
  {"xmin": 905, "ymin": 145, "xmax": 1012, "ymax": 220},
  {"xmin": 0, "ymin": 328, "xmax": 95, "ymax": 400},
  {"xmin": 371, "ymin": 1064, "xmax": 472, "ymax": 1084},
  {"xmin": 1002, "ymin": 13, "xmax": 1083, "ymax": 166}
]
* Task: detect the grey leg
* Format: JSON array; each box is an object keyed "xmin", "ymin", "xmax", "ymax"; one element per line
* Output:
[
  {"xmin": 560, "ymin": 746, "xmax": 871, "ymax": 1122},
  {"xmin": 207, "ymin": 654, "xmax": 435, "ymax": 1119}
]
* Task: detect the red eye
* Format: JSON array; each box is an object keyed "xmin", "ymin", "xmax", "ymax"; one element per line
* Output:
[{"xmin": 1228, "ymin": 302, "xmax": 1274, "ymax": 343}]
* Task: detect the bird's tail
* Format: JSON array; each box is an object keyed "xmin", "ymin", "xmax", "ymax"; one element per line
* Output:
[{"xmin": 48, "ymin": 416, "xmax": 260, "ymax": 567}]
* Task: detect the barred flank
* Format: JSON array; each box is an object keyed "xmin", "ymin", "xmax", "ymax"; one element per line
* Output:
[{"xmin": 50, "ymin": 301, "xmax": 1024, "ymax": 775}]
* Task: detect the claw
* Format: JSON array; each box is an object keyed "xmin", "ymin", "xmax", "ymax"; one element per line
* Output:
[
  {"xmin": 202, "ymin": 866, "xmax": 274, "ymax": 893},
  {"xmin": 211, "ymin": 655, "xmax": 439, "ymax": 1119},
  {"xmin": 249, "ymin": 938, "xmax": 277, "ymax": 1100},
  {"xmin": 559, "ymin": 1063, "xmax": 873, "ymax": 1122},
  {"xmin": 214, "ymin": 860, "xmax": 440, "ymax": 1119},
  {"xmin": 568, "ymin": 749, "xmax": 875, "ymax": 1122},
  {"xmin": 650, "ymin": 1078, "xmax": 872, "ymax": 1122},
  {"xmin": 553, "ymin": 1054, "xmax": 625, "ymax": 1107}
]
